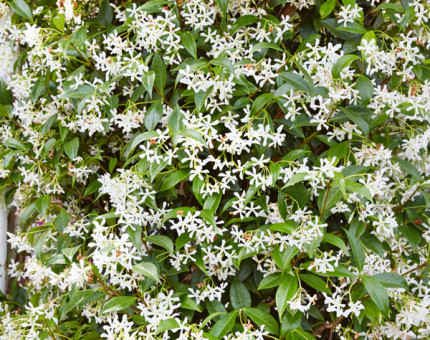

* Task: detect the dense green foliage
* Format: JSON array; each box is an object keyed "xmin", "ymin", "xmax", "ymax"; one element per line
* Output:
[{"xmin": 0, "ymin": 0, "xmax": 430, "ymax": 339}]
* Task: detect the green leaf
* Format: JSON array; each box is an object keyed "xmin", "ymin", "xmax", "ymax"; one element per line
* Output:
[
  {"xmin": 244, "ymin": 307, "xmax": 279, "ymax": 335},
  {"xmin": 322, "ymin": 233, "xmax": 350, "ymax": 255},
  {"xmin": 175, "ymin": 129, "xmax": 206, "ymax": 145},
  {"xmin": 230, "ymin": 15, "xmax": 259, "ymax": 35},
  {"xmin": 399, "ymin": 225, "xmax": 422, "ymax": 250},
  {"xmin": 280, "ymin": 72, "xmax": 310, "ymax": 92},
  {"xmin": 289, "ymin": 329, "xmax": 317, "ymax": 340},
  {"xmin": 277, "ymin": 191, "xmax": 288, "ymax": 220},
  {"xmin": 41, "ymin": 114, "xmax": 57, "ymax": 135},
  {"xmin": 340, "ymin": 107, "xmax": 369, "ymax": 137},
  {"xmin": 251, "ymin": 93, "xmax": 273, "ymax": 115},
  {"xmin": 145, "ymin": 101, "xmax": 163, "ymax": 131},
  {"xmin": 181, "ymin": 295, "xmax": 202, "ymax": 311},
  {"xmin": 209, "ymin": 57, "xmax": 234, "ymax": 74},
  {"xmin": 373, "ymin": 272, "xmax": 408, "ymax": 289},
  {"xmin": 20, "ymin": 203, "xmax": 37, "ymax": 226},
  {"xmin": 336, "ymin": 22, "xmax": 367, "ymax": 34},
  {"xmin": 142, "ymin": 71, "xmax": 156, "ymax": 99},
  {"xmin": 332, "ymin": 55, "xmax": 360, "ymax": 79},
  {"xmin": 317, "ymin": 185, "xmax": 342, "ymax": 218},
  {"xmin": 168, "ymin": 105, "xmax": 184, "ymax": 145},
  {"xmin": 200, "ymin": 312, "xmax": 226, "ymax": 330},
  {"xmin": 272, "ymin": 245, "xmax": 299, "ymax": 270},
  {"xmin": 35, "ymin": 196, "xmax": 50, "ymax": 216},
  {"xmin": 10, "ymin": 0, "xmax": 33, "ymax": 20},
  {"xmin": 132, "ymin": 262, "xmax": 160, "ymax": 283},
  {"xmin": 150, "ymin": 159, "xmax": 168, "ymax": 182},
  {"xmin": 195, "ymin": 86, "xmax": 214, "ymax": 112},
  {"xmin": 55, "ymin": 209, "xmax": 70, "ymax": 232},
  {"xmin": 84, "ymin": 180, "xmax": 102, "ymax": 197},
  {"xmin": 101, "ymin": 296, "xmax": 137, "ymax": 314},
  {"xmin": 155, "ymin": 319, "xmax": 180, "ymax": 335},
  {"xmin": 66, "ymin": 85, "xmax": 94, "ymax": 99},
  {"xmin": 109, "ymin": 158, "xmax": 117, "ymax": 173},
  {"xmin": 140, "ymin": 0, "xmax": 171, "ymax": 13},
  {"xmin": 214, "ymin": 0, "xmax": 228, "ymax": 17},
  {"xmin": 152, "ymin": 54, "xmax": 167, "ymax": 93},
  {"xmin": 398, "ymin": 7, "xmax": 415, "ymax": 33},
  {"xmin": 130, "ymin": 85, "xmax": 145, "ymax": 102},
  {"xmin": 127, "ymin": 225, "xmax": 142, "ymax": 250},
  {"xmin": 300, "ymin": 274, "xmax": 331, "ymax": 294},
  {"xmin": 97, "ymin": 0, "xmax": 113, "ymax": 26},
  {"xmin": 230, "ymin": 278, "xmax": 251, "ymax": 310},
  {"xmin": 123, "ymin": 131, "xmax": 158, "ymax": 158},
  {"xmin": 355, "ymin": 75, "xmax": 374, "ymax": 102},
  {"xmin": 252, "ymin": 42, "xmax": 284, "ymax": 52},
  {"xmin": 52, "ymin": 14, "xmax": 65, "ymax": 32},
  {"xmin": 147, "ymin": 235, "xmax": 174, "ymax": 254},
  {"xmin": 159, "ymin": 169, "xmax": 189, "ymax": 192},
  {"xmin": 62, "ymin": 246, "xmax": 80, "ymax": 262},
  {"xmin": 320, "ymin": 0, "xmax": 335, "ymax": 18},
  {"xmin": 258, "ymin": 272, "xmax": 283, "ymax": 290},
  {"xmin": 64, "ymin": 137, "xmax": 79, "ymax": 160},
  {"xmin": 209, "ymin": 311, "xmax": 238, "ymax": 338},
  {"xmin": 203, "ymin": 193, "xmax": 222, "ymax": 214},
  {"xmin": 345, "ymin": 182, "xmax": 373, "ymax": 202},
  {"xmin": 276, "ymin": 275, "xmax": 298, "ymax": 318},
  {"xmin": 374, "ymin": 2, "xmax": 404, "ymax": 12},
  {"xmin": 362, "ymin": 276, "xmax": 389, "ymax": 317},
  {"xmin": 284, "ymin": 173, "xmax": 307, "ymax": 187},
  {"xmin": 5, "ymin": 138, "xmax": 26, "ymax": 151},
  {"xmin": 392, "ymin": 157, "xmax": 423, "ymax": 182},
  {"xmin": 35, "ymin": 231, "xmax": 49, "ymax": 259},
  {"xmin": 182, "ymin": 32, "xmax": 197, "ymax": 59},
  {"xmin": 281, "ymin": 312, "xmax": 302, "ymax": 336},
  {"xmin": 345, "ymin": 229, "xmax": 365, "ymax": 273}
]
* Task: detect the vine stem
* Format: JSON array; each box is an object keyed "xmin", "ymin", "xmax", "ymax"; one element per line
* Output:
[
  {"xmin": 319, "ymin": 178, "xmax": 332, "ymax": 218},
  {"xmin": 70, "ymin": 42, "xmax": 105, "ymax": 79},
  {"xmin": 393, "ymin": 186, "xmax": 420, "ymax": 214},
  {"xmin": 402, "ymin": 262, "xmax": 429, "ymax": 277},
  {"xmin": 154, "ymin": 84, "xmax": 174, "ymax": 108},
  {"xmin": 313, "ymin": 296, "xmax": 370, "ymax": 337}
]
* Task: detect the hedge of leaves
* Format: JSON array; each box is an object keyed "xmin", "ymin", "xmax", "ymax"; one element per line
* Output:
[{"xmin": 1, "ymin": 0, "xmax": 430, "ymax": 338}]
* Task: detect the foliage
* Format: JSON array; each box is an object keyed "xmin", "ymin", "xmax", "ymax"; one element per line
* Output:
[{"xmin": 0, "ymin": 0, "xmax": 430, "ymax": 338}]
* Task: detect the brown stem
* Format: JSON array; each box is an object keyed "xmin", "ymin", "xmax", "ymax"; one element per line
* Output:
[
  {"xmin": 394, "ymin": 186, "xmax": 420, "ymax": 214},
  {"xmin": 319, "ymin": 178, "xmax": 332, "ymax": 218},
  {"xmin": 291, "ymin": 252, "xmax": 305, "ymax": 268},
  {"xmin": 313, "ymin": 315, "xmax": 344, "ymax": 337},
  {"xmin": 43, "ymin": 320, "xmax": 56, "ymax": 339},
  {"xmin": 313, "ymin": 296, "xmax": 370, "ymax": 336},
  {"xmin": 154, "ymin": 84, "xmax": 174, "ymax": 108},
  {"xmin": 176, "ymin": 0, "xmax": 184, "ymax": 30},
  {"xmin": 70, "ymin": 43, "xmax": 105, "ymax": 79},
  {"xmin": 402, "ymin": 262, "xmax": 429, "ymax": 277},
  {"xmin": 61, "ymin": 186, "xmax": 107, "ymax": 213}
]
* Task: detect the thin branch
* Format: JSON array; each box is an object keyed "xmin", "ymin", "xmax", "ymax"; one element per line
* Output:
[
  {"xmin": 154, "ymin": 84, "xmax": 174, "ymax": 108},
  {"xmin": 319, "ymin": 178, "xmax": 332, "ymax": 218},
  {"xmin": 402, "ymin": 262, "xmax": 429, "ymax": 277},
  {"xmin": 70, "ymin": 42, "xmax": 105, "ymax": 79}
]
